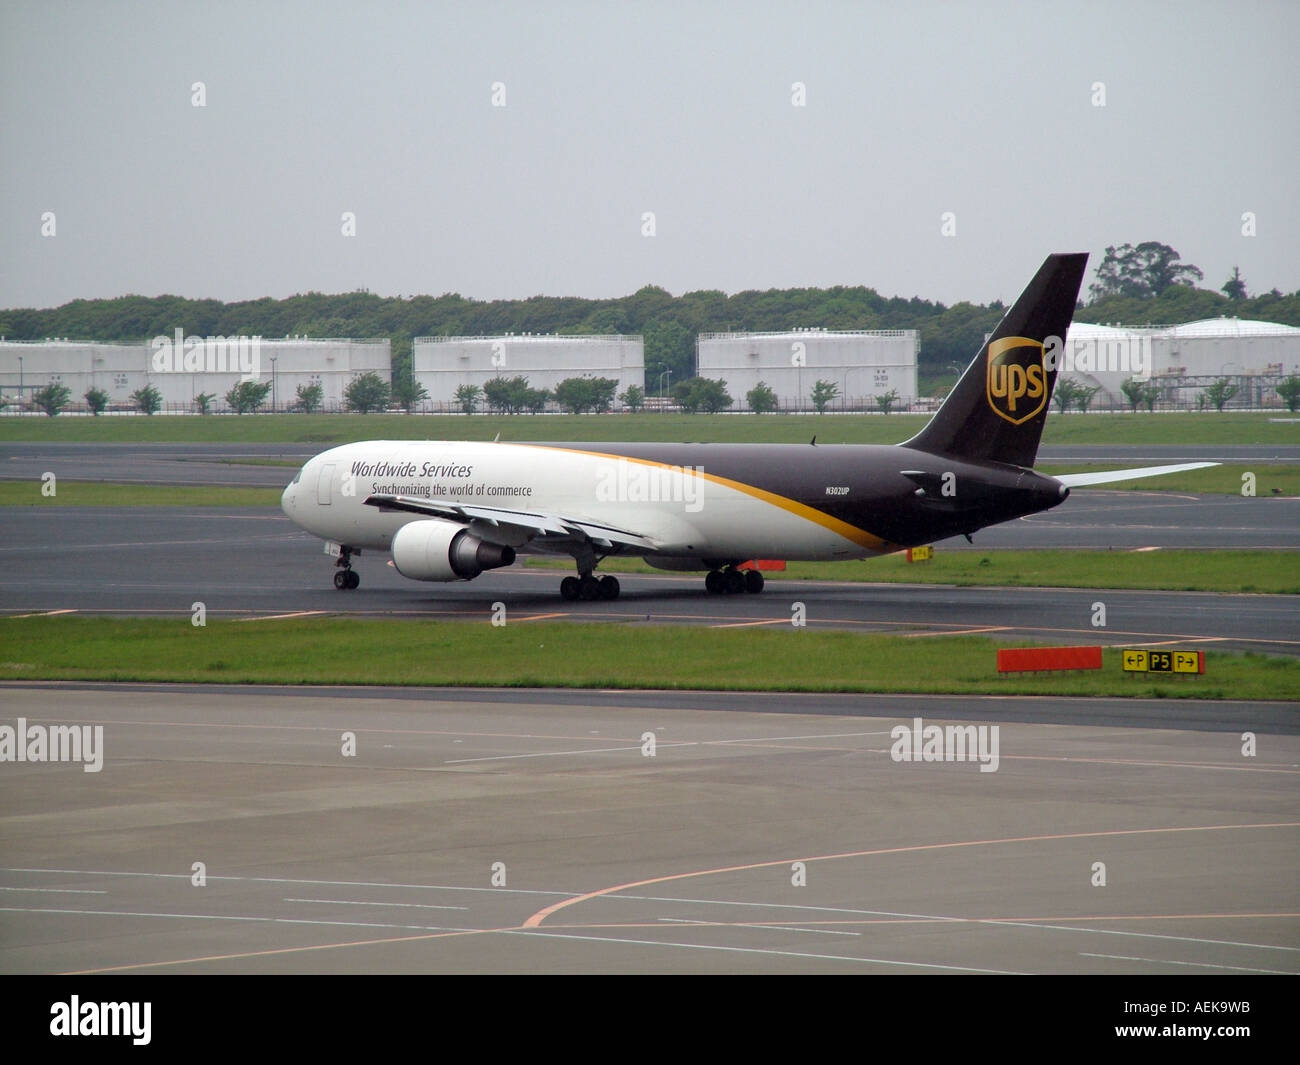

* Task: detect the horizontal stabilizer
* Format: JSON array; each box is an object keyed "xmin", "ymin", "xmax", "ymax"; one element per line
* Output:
[{"xmin": 1051, "ymin": 462, "xmax": 1219, "ymax": 488}]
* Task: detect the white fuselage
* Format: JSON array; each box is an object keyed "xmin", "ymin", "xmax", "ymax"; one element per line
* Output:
[{"xmin": 280, "ymin": 440, "xmax": 875, "ymax": 563}]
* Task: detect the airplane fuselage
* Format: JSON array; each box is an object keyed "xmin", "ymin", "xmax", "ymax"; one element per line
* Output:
[
  {"xmin": 281, "ymin": 439, "xmax": 1068, "ymax": 568},
  {"xmin": 278, "ymin": 255, "xmax": 1114, "ymax": 598}
]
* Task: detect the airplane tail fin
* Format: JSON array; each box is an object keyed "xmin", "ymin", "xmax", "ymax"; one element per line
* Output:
[{"xmin": 904, "ymin": 252, "xmax": 1089, "ymax": 468}]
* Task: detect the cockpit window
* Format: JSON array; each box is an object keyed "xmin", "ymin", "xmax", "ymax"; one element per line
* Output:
[{"xmin": 292, "ymin": 467, "xmax": 304, "ymax": 484}]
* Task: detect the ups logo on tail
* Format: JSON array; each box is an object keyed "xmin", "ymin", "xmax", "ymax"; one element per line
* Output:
[{"xmin": 986, "ymin": 337, "xmax": 1047, "ymax": 425}]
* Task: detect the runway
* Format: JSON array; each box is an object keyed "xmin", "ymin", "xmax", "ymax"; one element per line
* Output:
[
  {"xmin": 0, "ymin": 684, "xmax": 1295, "ymax": 975},
  {"xmin": 2, "ymin": 441, "xmax": 1298, "ymax": 488},
  {"xmin": 2, "ymin": 502, "xmax": 1298, "ymax": 654}
]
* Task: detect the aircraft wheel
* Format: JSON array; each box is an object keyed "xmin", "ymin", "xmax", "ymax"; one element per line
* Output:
[
  {"xmin": 346, "ymin": 569, "xmax": 360, "ymax": 589},
  {"xmin": 560, "ymin": 576, "xmax": 581, "ymax": 601},
  {"xmin": 724, "ymin": 569, "xmax": 746, "ymax": 594},
  {"xmin": 333, "ymin": 570, "xmax": 351, "ymax": 590},
  {"xmin": 579, "ymin": 576, "xmax": 602, "ymax": 600},
  {"xmin": 599, "ymin": 575, "xmax": 620, "ymax": 600},
  {"xmin": 744, "ymin": 569, "xmax": 764, "ymax": 594},
  {"xmin": 705, "ymin": 570, "xmax": 724, "ymax": 594}
]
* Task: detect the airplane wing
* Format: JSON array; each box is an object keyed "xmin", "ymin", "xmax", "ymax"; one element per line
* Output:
[
  {"xmin": 1049, "ymin": 461, "xmax": 1219, "ymax": 488},
  {"xmin": 362, "ymin": 493, "xmax": 660, "ymax": 551}
]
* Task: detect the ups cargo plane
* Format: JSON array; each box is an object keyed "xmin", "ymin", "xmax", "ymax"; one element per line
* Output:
[{"xmin": 281, "ymin": 253, "xmax": 1215, "ymax": 600}]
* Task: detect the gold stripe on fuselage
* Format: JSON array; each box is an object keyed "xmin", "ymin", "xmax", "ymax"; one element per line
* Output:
[{"xmin": 513, "ymin": 443, "xmax": 896, "ymax": 554}]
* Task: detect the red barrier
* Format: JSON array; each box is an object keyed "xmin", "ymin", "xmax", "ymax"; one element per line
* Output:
[
  {"xmin": 739, "ymin": 560, "xmax": 786, "ymax": 571},
  {"xmin": 997, "ymin": 646, "xmax": 1103, "ymax": 673}
]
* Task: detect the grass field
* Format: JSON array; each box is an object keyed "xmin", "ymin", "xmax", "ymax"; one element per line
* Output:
[
  {"xmin": 1, "ymin": 410, "xmax": 1296, "ymax": 446},
  {"xmin": 2, "ymin": 616, "xmax": 1293, "ymax": 700},
  {"xmin": 525, "ymin": 550, "xmax": 1300, "ymax": 594}
]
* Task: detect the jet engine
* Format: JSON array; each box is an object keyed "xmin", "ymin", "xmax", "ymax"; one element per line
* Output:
[{"xmin": 391, "ymin": 519, "xmax": 516, "ymax": 581}]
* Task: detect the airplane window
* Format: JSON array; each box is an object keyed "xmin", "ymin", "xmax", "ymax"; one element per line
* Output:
[{"xmin": 292, "ymin": 468, "xmax": 303, "ymax": 484}]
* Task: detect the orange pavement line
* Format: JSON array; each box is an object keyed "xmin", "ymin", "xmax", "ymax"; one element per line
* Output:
[
  {"xmin": 540, "ymin": 911, "xmax": 1300, "ymax": 932},
  {"xmin": 523, "ymin": 822, "xmax": 1300, "ymax": 929}
]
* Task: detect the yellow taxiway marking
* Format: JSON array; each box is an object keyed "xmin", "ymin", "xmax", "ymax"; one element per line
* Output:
[
  {"xmin": 709, "ymin": 618, "xmax": 791, "ymax": 630},
  {"xmin": 512, "ymin": 612, "xmax": 568, "ymax": 622}
]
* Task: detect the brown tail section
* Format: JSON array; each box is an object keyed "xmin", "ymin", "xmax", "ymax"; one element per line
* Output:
[{"xmin": 904, "ymin": 253, "xmax": 1088, "ymax": 468}]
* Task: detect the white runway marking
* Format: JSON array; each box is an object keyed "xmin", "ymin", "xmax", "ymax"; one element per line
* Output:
[
  {"xmin": 658, "ymin": 917, "xmax": 860, "ymax": 937},
  {"xmin": 987, "ymin": 918, "xmax": 1300, "ymax": 952},
  {"xmin": 609, "ymin": 893, "xmax": 963, "ymax": 919},
  {"xmin": 444, "ymin": 730, "xmax": 893, "ymax": 764},
  {"xmin": 283, "ymin": 897, "xmax": 469, "ymax": 911},
  {"xmin": 1079, "ymin": 952, "xmax": 1292, "ymax": 974},
  {"xmin": 1, "ymin": 868, "xmax": 576, "ymax": 897},
  {"xmin": 0, "ymin": 910, "xmax": 483, "ymax": 931},
  {"xmin": 0, "ymin": 905, "xmax": 470, "ymax": 934},
  {"xmin": 511, "ymin": 928, "xmax": 1019, "ymax": 973},
  {"xmin": 443, "ymin": 741, "xmax": 695, "ymax": 765}
]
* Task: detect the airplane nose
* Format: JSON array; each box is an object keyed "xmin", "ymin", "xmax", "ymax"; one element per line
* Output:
[{"xmin": 281, "ymin": 482, "xmax": 294, "ymax": 516}]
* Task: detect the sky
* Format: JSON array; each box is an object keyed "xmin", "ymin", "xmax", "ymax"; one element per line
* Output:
[{"xmin": 2, "ymin": 0, "xmax": 1296, "ymax": 311}]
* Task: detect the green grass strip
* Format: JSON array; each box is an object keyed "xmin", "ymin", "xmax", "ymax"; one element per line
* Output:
[
  {"xmin": 527, "ymin": 550, "xmax": 1299, "ymax": 595},
  {"xmin": 0, "ymin": 616, "xmax": 1294, "ymax": 701}
]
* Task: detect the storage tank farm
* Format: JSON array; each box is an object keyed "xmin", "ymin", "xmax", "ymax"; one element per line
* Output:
[
  {"xmin": 696, "ymin": 329, "xmax": 918, "ymax": 411},
  {"xmin": 414, "ymin": 334, "xmax": 644, "ymax": 410},
  {"xmin": 1059, "ymin": 318, "xmax": 1300, "ymax": 410},
  {"xmin": 0, "ymin": 336, "xmax": 390, "ymax": 413}
]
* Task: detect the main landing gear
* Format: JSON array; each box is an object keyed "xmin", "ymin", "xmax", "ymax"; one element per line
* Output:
[
  {"xmin": 559, "ymin": 544, "xmax": 619, "ymax": 601},
  {"xmin": 560, "ymin": 574, "xmax": 620, "ymax": 601},
  {"xmin": 705, "ymin": 566, "xmax": 764, "ymax": 595},
  {"xmin": 332, "ymin": 546, "xmax": 360, "ymax": 590}
]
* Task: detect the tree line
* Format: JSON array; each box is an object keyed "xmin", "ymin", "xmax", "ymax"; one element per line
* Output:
[{"xmin": 3, "ymin": 243, "xmax": 1295, "ymax": 395}]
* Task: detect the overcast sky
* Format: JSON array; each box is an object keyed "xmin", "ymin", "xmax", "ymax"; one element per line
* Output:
[{"xmin": 2, "ymin": 0, "xmax": 1296, "ymax": 311}]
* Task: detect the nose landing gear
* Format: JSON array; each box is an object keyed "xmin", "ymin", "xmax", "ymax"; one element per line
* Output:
[{"xmin": 333, "ymin": 546, "xmax": 360, "ymax": 590}]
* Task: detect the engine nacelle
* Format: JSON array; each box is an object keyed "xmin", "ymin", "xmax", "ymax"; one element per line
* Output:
[{"xmin": 391, "ymin": 519, "xmax": 516, "ymax": 582}]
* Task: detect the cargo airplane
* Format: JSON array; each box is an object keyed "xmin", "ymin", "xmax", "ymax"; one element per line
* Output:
[{"xmin": 281, "ymin": 253, "xmax": 1215, "ymax": 599}]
